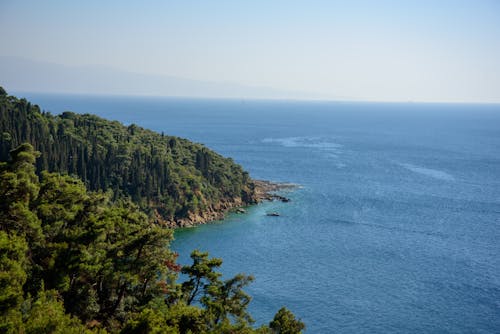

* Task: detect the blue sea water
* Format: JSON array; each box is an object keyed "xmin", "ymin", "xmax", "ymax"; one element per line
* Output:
[{"xmin": 18, "ymin": 93, "xmax": 500, "ymax": 333}]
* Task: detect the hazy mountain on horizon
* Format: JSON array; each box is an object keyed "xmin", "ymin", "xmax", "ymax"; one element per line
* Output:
[{"xmin": 0, "ymin": 56, "xmax": 325, "ymax": 100}]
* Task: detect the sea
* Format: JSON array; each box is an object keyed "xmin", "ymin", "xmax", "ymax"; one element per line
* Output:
[{"xmin": 16, "ymin": 92, "xmax": 500, "ymax": 333}]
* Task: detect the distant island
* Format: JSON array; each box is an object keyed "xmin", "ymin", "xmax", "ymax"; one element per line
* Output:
[{"xmin": 0, "ymin": 87, "xmax": 304, "ymax": 333}]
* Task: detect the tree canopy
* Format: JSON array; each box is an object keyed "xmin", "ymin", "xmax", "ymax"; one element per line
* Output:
[
  {"xmin": 0, "ymin": 143, "xmax": 304, "ymax": 333},
  {"xmin": 0, "ymin": 140, "xmax": 305, "ymax": 332},
  {"xmin": 0, "ymin": 89, "xmax": 304, "ymax": 333},
  {"xmin": 0, "ymin": 88, "xmax": 257, "ymax": 227}
]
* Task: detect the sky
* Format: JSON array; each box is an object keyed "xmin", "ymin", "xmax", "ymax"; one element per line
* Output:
[{"xmin": 1, "ymin": 0, "xmax": 500, "ymax": 102}]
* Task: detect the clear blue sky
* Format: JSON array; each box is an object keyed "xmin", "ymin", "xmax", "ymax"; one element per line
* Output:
[{"xmin": 1, "ymin": 0, "xmax": 500, "ymax": 102}]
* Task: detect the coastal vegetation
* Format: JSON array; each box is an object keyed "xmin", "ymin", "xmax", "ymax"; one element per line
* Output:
[
  {"xmin": 0, "ymin": 89, "xmax": 304, "ymax": 332},
  {"xmin": 0, "ymin": 87, "xmax": 257, "ymax": 227}
]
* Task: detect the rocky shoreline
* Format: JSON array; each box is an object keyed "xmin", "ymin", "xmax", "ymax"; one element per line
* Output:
[
  {"xmin": 253, "ymin": 179, "xmax": 296, "ymax": 202},
  {"xmin": 162, "ymin": 180, "xmax": 296, "ymax": 228}
]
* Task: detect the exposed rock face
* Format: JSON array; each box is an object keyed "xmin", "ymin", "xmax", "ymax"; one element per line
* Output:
[
  {"xmin": 162, "ymin": 197, "xmax": 244, "ymax": 228},
  {"xmin": 161, "ymin": 180, "xmax": 297, "ymax": 228}
]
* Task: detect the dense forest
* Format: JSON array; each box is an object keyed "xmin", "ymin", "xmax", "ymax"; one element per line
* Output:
[
  {"xmin": 0, "ymin": 87, "xmax": 304, "ymax": 333},
  {"xmin": 0, "ymin": 87, "xmax": 257, "ymax": 227},
  {"xmin": 0, "ymin": 142, "xmax": 304, "ymax": 333}
]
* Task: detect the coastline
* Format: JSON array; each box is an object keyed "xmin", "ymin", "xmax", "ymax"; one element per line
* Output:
[{"xmin": 162, "ymin": 180, "xmax": 296, "ymax": 228}]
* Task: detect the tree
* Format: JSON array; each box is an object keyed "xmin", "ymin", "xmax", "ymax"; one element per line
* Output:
[
  {"xmin": 181, "ymin": 250, "xmax": 223, "ymax": 306},
  {"xmin": 0, "ymin": 232, "xmax": 27, "ymax": 333},
  {"xmin": 22, "ymin": 290, "xmax": 92, "ymax": 334},
  {"xmin": 180, "ymin": 250, "xmax": 255, "ymax": 330},
  {"xmin": 0, "ymin": 141, "xmax": 305, "ymax": 333},
  {"xmin": 0, "ymin": 88, "xmax": 258, "ymax": 227},
  {"xmin": 202, "ymin": 273, "xmax": 254, "ymax": 327},
  {"xmin": 269, "ymin": 307, "xmax": 305, "ymax": 334},
  {"xmin": 121, "ymin": 301, "xmax": 206, "ymax": 334},
  {"xmin": 0, "ymin": 143, "xmax": 42, "ymax": 244},
  {"xmin": 0, "ymin": 143, "xmax": 180, "ymax": 332}
]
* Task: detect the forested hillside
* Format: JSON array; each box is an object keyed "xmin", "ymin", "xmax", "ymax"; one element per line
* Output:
[
  {"xmin": 0, "ymin": 143, "xmax": 305, "ymax": 333},
  {"xmin": 0, "ymin": 87, "xmax": 256, "ymax": 226}
]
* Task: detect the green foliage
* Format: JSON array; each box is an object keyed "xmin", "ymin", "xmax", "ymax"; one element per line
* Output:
[
  {"xmin": 30, "ymin": 174, "xmax": 177, "ymax": 327},
  {"xmin": 0, "ymin": 143, "xmax": 177, "ymax": 332},
  {"xmin": 202, "ymin": 273, "xmax": 255, "ymax": 327},
  {"xmin": 269, "ymin": 307, "xmax": 305, "ymax": 334},
  {"xmin": 0, "ymin": 88, "xmax": 257, "ymax": 225},
  {"xmin": 121, "ymin": 301, "xmax": 205, "ymax": 334},
  {"xmin": 22, "ymin": 289, "xmax": 94, "ymax": 334},
  {"xmin": 0, "ymin": 107, "xmax": 304, "ymax": 332},
  {"xmin": 0, "ymin": 231, "xmax": 27, "ymax": 333},
  {"xmin": 0, "ymin": 143, "xmax": 43, "ymax": 245},
  {"xmin": 177, "ymin": 250, "xmax": 257, "ymax": 331},
  {"xmin": 181, "ymin": 250, "xmax": 223, "ymax": 306}
]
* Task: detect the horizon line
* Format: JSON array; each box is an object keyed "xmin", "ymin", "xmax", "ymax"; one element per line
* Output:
[{"xmin": 9, "ymin": 88, "xmax": 500, "ymax": 106}]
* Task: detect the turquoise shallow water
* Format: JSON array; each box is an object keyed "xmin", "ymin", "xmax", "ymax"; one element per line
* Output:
[{"xmin": 18, "ymin": 93, "xmax": 500, "ymax": 333}]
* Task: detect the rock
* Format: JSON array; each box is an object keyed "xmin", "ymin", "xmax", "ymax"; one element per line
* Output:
[
  {"xmin": 274, "ymin": 195, "xmax": 290, "ymax": 202},
  {"xmin": 266, "ymin": 212, "xmax": 280, "ymax": 217},
  {"xmin": 160, "ymin": 179, "xmax": 297, "ymax": 228},
  {"xmin": 253, "ymin": 180, "xmax": 298, "ymax": 203}
]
